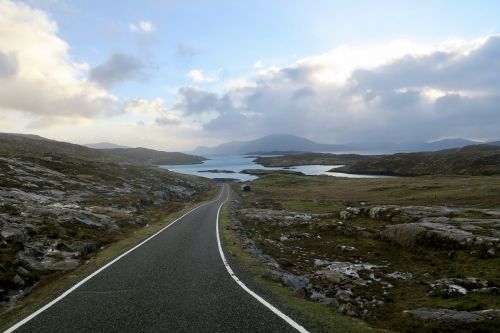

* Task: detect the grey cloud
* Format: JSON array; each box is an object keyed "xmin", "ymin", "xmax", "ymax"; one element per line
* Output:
[
  {"xmin": 352, "ymin": 35, "xmax": 500, "ymax": 93},
  {"xmin": 174, "ymin": 35, "xmax": 500, "ymax": 144},
  {"xmin": 155, "ymin": 116, "xmax": 180, "ymax": 126},
  {"xmin": 176, "ymin": 43, "xmax": 196, "ymax": 59},
  {"xmin": 0, "ymin": 51, "xmax": 18, "ymax": 77},
  {"xmin": 90, "ymin": 53, "xmax": 146, "ymax": 88},
  {"xmin": 173, "ymin": 87, "xmax": 221, "ymax": 114}
]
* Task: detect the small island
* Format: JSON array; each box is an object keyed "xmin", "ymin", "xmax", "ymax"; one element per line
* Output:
[
  {"xmin": 198, "ymin": 169, "xmax": 236, "ymax": 173},
  {"xmin": 240, "ymin": 169, "xmax": 305, "ymax": 176}
]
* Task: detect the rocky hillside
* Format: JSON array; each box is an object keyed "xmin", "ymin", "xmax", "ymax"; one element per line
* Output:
[
  {"xmin": 0, "ymin": 136, "xmax": 212, "ymax": 313},
  {"xmin": 336, "ymin": 144, "xmax": 500, "ymax": 176},
  {"xmin": 0, "ymin": 133, "xmax": 206, "ymax": 165}
]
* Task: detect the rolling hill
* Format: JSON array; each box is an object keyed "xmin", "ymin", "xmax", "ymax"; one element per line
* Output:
[
  {"xmin": 84, "ymin": 142, "xmax": 129, "ymax": 149},
  {"xmin": 0, "ymin": 133, "xmax": 206, "ymax": 165},
  {"xmin": 335, "ymin": 144, "xmax": 500, "ymax": 176}
]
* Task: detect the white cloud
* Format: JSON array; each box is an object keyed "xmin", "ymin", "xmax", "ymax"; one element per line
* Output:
[
  {"xmin": 253, "ymin": 60, "xmax": 263, "ymax": 69},
  {"xmin": 130, "ymin": 20, "xmax": 155, "ymax": 33},
  {"xmin": 139, "ymin": 21, "xmax": 155, "ymax": 32},
  {"xmin": 123, "ymin": 98, "xmax": 181, "ymax": 125},
  {"xmin": 0, "ymin": 0, "xmax": 115, "ymax": 124},
  {"xmin": 187, "ymin": 69, "xmax": 217, "ymax": 83}
]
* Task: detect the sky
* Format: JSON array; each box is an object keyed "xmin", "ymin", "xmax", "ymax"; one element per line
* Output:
[{"xmin": 0, "ymin": 0, "xmax": 499, "ymax": 151}]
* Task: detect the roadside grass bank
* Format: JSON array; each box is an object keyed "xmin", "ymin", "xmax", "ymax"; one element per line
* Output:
[
  {"xmin": 219, "ymin": 189, "xmax": 383, "ymax": 333},
  {"xmin": 0, "ymin": 188, "xmax": 218, "ymax": 331}
]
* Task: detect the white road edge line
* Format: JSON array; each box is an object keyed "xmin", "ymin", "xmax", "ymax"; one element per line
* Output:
[
  {"xmin": 215, "ymin": 184, "xmax": 309, "ymax": 333},
  {"xmin": 4, "ymin": 189, "xmax": 225, "ymax": 333}
]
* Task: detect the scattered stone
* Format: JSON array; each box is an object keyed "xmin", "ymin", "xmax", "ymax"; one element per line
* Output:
[
  {"xmin": 386, "ymin": 271, "xmax": 414, "ymax": 280},
  {"xmin": 336, "ymin": 245, "xmax": 356, "ymax": 252}
]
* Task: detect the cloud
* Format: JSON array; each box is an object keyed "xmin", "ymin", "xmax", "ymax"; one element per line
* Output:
[
  {"xmin": 187, "ymin": 69, "xmax": 217, "ymax": 83},
  {"xmin": 0, "ymin": 0, "xmax": 115, "ymax": 122},
  {"xmin": 0, "ymin": 51, "xmax": 18, "ymax": 77},
  {"xmin": 172, "ymin": 35, "xmax": 500, "ymax": 143},
  {"xmin": 139, "ymin": 21, "xmax": 154, "ymax": 32},
  {"xmin": 176, "ymin": 43, "xmax": 196, "ymax": 59},
  {"xmin": 129, "ymin": 20, "xmax": 155, "ymax": 33},
  {"xmin": 253, "ymin": 60, "xmax": 263, "ymax": 69},
  {"xmin": 90, "ymin": 53, "xmax": 146, "ymax": 88},
  {"xmin": 123, "ymin": 98, "xmax": 180, "ymax": 125}
]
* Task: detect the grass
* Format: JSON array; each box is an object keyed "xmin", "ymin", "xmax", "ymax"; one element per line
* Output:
[
  {"xmin": 0, "ymin": 190, "xmax": 218, "ymax": 331},
  {"xmin": 241, "ymin": 174, "xmax": 500, "ymax": 211},
  {"xmin": 219, "ymin": 190, "xmax": 385, "ymax": 333}
]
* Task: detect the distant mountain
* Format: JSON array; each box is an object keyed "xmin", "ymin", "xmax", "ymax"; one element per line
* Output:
[
  {"xmin": 336, "ymin": 144, "xmax": 500, "ymax": 176},
  {"xmin": 84, "ymin": 142, "xmax": 129, "ymax": 149},
  {"xmin": 0, "ymin": 133, "xmax": 205, "ymax": 165},
  {"xmin": 192, "ymin": 134, "xmax": 349, "ymax": 155},
  {"xmin": 350, "ymin": 138, "xmax": 481, "ymax": 153}
]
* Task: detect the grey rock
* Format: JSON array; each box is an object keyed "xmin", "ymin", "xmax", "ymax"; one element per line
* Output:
[
  {"xmin": 380, "ymin": 222, "xmax": 498, "ymax": 250},
  {"xmin": 386, "ymin": 271, "xmax": 414, "ymax": 280},
  {"xmin": 280, "ymin": 273, "xmax": 310, "ymax": 290},
  {"xmin": 12, "ymin": 274, "xmax": 25, "ymax": 287},
  {"xmin": 472, "ymin": 287, "xmax": 500, "ymax": 295},
  {"xmin": 339, "ymin": 211, "xmax": 353, "ymax": 220},
  {"xmin": 336, "ymin": 245, "xmax": 356, "ymax": 252},
  {"xmin": 404, "ymin": 307, "xmax": 500, "ymax": 323},
  {"xmin": 1, "ymin": 227, "xmax": 27, "ymax": 243},
  {"xmin": 320, "ymin": 297, "xmax": 340, "ymax": 307},
  {"xmin": 16, "ymin": 266, "xmax": 30, "ymax": 276},
  {"xmin": 338, "ymin": 302, "xmax": 367, "ymax": 319}
]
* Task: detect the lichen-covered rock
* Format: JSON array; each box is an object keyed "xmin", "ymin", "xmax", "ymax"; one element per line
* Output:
[
  {"xmin": 380, "ymin": 222, "xmax": 499, "ymax": 251},
  {"xmin": 404, "ymin": 307, "xmax": 500, "ymax": 323}
]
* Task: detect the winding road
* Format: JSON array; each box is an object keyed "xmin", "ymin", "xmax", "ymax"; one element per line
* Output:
[{"xmin": 5, "ymin": 184, "xmax": 307, "ymax": 333}]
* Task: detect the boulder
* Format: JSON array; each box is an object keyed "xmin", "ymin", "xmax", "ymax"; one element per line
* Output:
[
  {"xmin": 380, "ymin": 222, "xmax": 498, "ymax": 249},
  {"xmin": 404, "ymin": 307, "xmax": 500, "ymax": 323},
  {"xmin": 280, "ymin": 273, "xmax": 310, "ymax": 290},
  {"xmin": 368, "ymin": 205, "xmax": 400, "ymax": 220},
  {"xmin": 428, "ymin": 283, "xmax": 468, "ymax": 298},
  {"xmin": 1, "ymin": 227, "xmax": 27, "ymax": 243},
  {"xmin": 339, "ymin": 211, "xmax": 352, "ymax": 220}
]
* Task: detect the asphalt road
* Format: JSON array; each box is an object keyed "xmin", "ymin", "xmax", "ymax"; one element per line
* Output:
[{"xmin": 7, "ymin": 184, "xmax": 304, "ymax": 332}]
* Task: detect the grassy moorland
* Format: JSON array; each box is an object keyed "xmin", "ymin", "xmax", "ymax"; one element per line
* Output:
[
  {"xmin": 336, "ymin": 144, "xmax": 500, "ymax": 176},
  {"xmin": 229, "ymin": 174, "xmax": 500, "ymax": 332}
]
